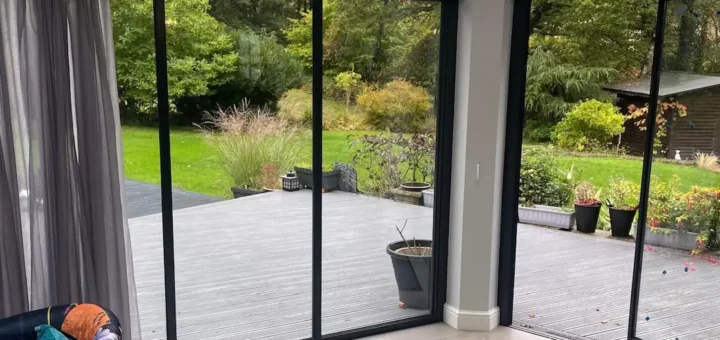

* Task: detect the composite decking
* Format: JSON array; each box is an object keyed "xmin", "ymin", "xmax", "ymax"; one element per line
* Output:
[
  {"xmin": 129, "ymin": 191, "xmax": 432, "ymax": 340},
  {"xmin": 124, "ymin": 179, "xmax": 222, "ymax": 218},
  {"xmin": 514, "ymin": 224, "xmax": 720, "ymax": 340},
  {"xmin": 128, "ymin": 189, "xmax": 720, "ymax": 340}
]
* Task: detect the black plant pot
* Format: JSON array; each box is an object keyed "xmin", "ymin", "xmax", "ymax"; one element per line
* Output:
[
  {"xmin": 294, "ymin": 167, "xmax": 340, "ymax": 191},
  {"xmin": 609, "ymin": 207, "xmax": 637, "ymax": 237},
  {"xmin": 231, "ymin": 187, "xmax": 264, "ymax": 199},
  {"xmin": 574, "ymin": 203, "xmax": 602, "ymax": 233},
  {"xmin": 387, "ymin": 240, "xmax": 432, "ymax": 310}
]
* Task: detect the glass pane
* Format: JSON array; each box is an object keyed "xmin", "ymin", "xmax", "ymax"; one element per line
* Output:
[
  {"xmin": 110, "ymin": 0, "xmax": 166, "ymax": 337},
  {"xmin": 319, "ymin": 0, "xmax": 441, "ymax": 334},
  {"xmin": 118, "ymin": 0, "xmax": 314, "ymax": 338},
  {"xmin": 636, "ymin": 1, "xmax": 720, "ymax": 338},
  {"xmin": 512, "ymin": 0, "xmax": 660, "ymax": 338}
]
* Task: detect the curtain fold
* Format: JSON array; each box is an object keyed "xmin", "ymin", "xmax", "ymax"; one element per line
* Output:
[{"xmin": 0, "ymin": 1, "xmax": 139, "ymax": 338}]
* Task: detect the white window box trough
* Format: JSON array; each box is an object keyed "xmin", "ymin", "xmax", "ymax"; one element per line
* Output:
[
  {"xmin": 634, "ymin": 227, "xmax": 706, "ymax": 251},
  {"xmin": 518, "ymin": 205, "xmax": 575, "ymax": 230}
]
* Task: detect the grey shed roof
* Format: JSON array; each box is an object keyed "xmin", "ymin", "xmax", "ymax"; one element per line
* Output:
[{"xmin": 604, "ymin": 72, "xmax": 720, "ymax": 97}]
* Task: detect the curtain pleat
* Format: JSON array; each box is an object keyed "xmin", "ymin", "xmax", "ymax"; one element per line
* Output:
[{"xmin": 0, "ymin": 1, "xmax": 139, "ymax": 338}]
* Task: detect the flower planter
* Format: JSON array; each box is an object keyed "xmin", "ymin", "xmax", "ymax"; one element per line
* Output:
[
  {"xmin": 230, "ymin": 187, "xmax": 265, "ymax": 199},
  {"xmin": 387, "ymin": 240, "xmax": 432, "ymax": 310},
  {"xmin": 609, "ymin": 208, "xmax": 637, "ymax": 237},
  {"xmin": 518, "ymin": 205, "xmax": 575, "ymax": 230},
  {"xmin": 422, "ymin": 189, "xmax": 434, "ymax": 208},
  {"xmin": 575, "ymin": 203, "xmax": 602, "ymax": 233},
  {"xmin": 400, "ymin": 182, "xmax": 431, "ymax": 192},
  {"xmin": 636, "ymin": 227, "xmax": 701, "ymax": 251},
  {"xmin": 294, "ymin": 167, "xmax": 340, "ymax": 191}
]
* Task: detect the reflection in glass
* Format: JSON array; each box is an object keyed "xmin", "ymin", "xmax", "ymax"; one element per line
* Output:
[
  {"xmin": 319, "ymin": 0, "xmax": 441, "ymax": 334},
  {"xmin": 636, "ymin": 1, "xmax": 720, "ymax": 338}
]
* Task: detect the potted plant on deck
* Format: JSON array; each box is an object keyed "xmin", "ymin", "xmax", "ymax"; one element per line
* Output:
[
  {"xmin": 294, "ymin": 162, "xmax": 341, "ymax": 191},
  {"xmin": 387, "ymin": 221, "xmax": 432, "ymax": 310},
  {"xmin": 574, "ymin": 182, "xmax": 602, "ymax": 233},
  {"xmin": 398, "ymin": 134, "xmax": 435, "ymax": 192},
  {"xmin": 605, "ymin": 176, "xmax": 639, "ymax": 237}
]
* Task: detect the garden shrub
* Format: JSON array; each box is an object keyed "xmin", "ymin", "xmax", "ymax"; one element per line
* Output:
[
  {"xmin": 647, "ymin": 175, "xmax": 720, "ymax": 252},
  {"xmin": 357, "ymin": 80, "xmax": 432, "ymax": 133},
  {"xmin": 552, "ymin": 100, "xmax": 625, "ymax": 152},
  {"xmin": 277, "ymin": 89, "xmax": 367, "ymax": 131},
  {"xmin": 197, "ymin": 100, "xmax": 303, "ymax": 190},
  {"xmin": 351, "ymin": 132, "xmax": 435, "ymax": 196},
  {"xmin": 519, "ymin": 147, "xmax": 572, "ymax": 207},
  {"xmin": 523, "ymin": 120, "xmax": 555, "ymax": 143}
]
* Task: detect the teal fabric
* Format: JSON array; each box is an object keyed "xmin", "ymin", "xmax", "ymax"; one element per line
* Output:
[{"xmin": 35, "ymin": 325, "xmax": 68, "ymax": 340}]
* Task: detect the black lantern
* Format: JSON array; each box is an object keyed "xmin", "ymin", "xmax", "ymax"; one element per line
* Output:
[{"xmin": 281, "ymin": 171, "xmax": 300, "ymax": 192}]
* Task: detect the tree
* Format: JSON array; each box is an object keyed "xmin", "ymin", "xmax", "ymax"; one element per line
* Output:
[
  {"xmin": 112, "ymin": 0, "xmax": 238, "ymax": 114},
  {"xmin": 525, "ymin": 48, "xmax": 617, "ymax": 121},
  {"xmin": 529, "ymin": 0, "xmax": 657, "ymax": 77},
  {"xmin": 208, "ymin": 0, "xmax": 299, "ymax": 36},
  {"xmin": 285, "ymin": 0, "xmax": 439, "ymax": 84}
]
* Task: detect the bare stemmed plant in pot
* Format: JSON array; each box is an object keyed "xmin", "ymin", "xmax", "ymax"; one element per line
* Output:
[
  {"xmin": 574, "ymin": 182, "xmax": 603, "ymax": 233},
  {"xmin": 605, "ymin": 176, "xmax": 639, "ymax": 237},
  {"xmin": 386, "ymin": 220, "xmax": 432, "ymax": 310},
  {"xmin": 398, "ymin": 134, "xmax": 435, "ymax": 192}
]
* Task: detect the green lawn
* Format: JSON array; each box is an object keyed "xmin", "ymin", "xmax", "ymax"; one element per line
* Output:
[
  {"xmin": 122, "ymin": 127, "xmax": 719, "ymax": 198},
  {"xmin": 122, "ymin": 126, "xmax": 370, "ymax": 198},
  {"xmin": 557, "ymin": 156, "xmax": 719, "ymax": 193}
]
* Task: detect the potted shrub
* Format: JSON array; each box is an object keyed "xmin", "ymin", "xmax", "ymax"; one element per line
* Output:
[
  {"xmin": 398, "ymin": 134, "xmax": 435, "ymax": 192},
  {"xmin": 574, "ymin": 182, "xmax": 602, "ymax": 233},
  {"xmin": 387, "ymin": 221, "xmax": 432, "ymax": 309},
  {"xmin": 605, "ymin": 176, "xmax": 639, "ymax": 237},
  {"xmin": 640, "ymin": 178, "xmax": 720, "ymax": 251},
  {"xmin": 294, "ymin": 162, "xmax": 341, "ymax": 191},
  {"xmin": 517, "ymin": 147, "xmax": 576, "ymax": 230}
]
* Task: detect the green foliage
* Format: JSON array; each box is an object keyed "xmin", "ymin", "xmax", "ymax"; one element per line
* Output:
[
  {"xmin": 529, "ymin": 0, "xmax": 657, "ymax": 76},
  {"xmin": 231, "ymin": 30, "xmax": 304, "ymax": 101},
  {"xmin": 277, "ymin": 89, "xmax": 367, "ymax": 131},
  {"xmin": 552, "ymin": 100, "xmax": 626, "ymax": 151},
  {"xmin": 351, "ymin": 132, "xmax": 404, "ymax": 196},
  {"xmin": 351, "ymin": 132, "xmax": 435, "ymax": 196},
  {"xmin": 357, "ymin": 80, "xmax": 432, "ymax": 133},
  {"xmin": 519, "ymin": 147, "xmax": 572, "ymax": 207},
  {"xmin": 296, "ymin": 162, "xmax": 335, "ymax": 172},
  {"xmin": 647, "ymin": 176, "xmax": 720, "ymax": 251},
  {"xmin": 112, "ymin": 0, "xmax": 238, "ymax": 114},
  {"xmin": 523, "ymin": 120, "xmax": 555, "ymax": 143},
  {"xmin": 334, "ymin": 71, "xmax": 362, "ymax": 107},
  {"xmin": 285, "ymin": 0, "xmax": 440, "ymax": 85},
  {"xmin": 209, "ymin": 0, "xmax": 299, "ymax": 34},
  {"xmin": 525, "ymin": 48, "xmax": 617, "ymax": 120},
  {"xmin": 198, "ymin": 102, "xmax": 303, "ymax": 190},
  {"xmin": 606, "ymin": 176, "xmax": 639, "ymax": 210},
  {"xmin": 647, "ymin": 175, "xmax": 683, "ymax": 229}
]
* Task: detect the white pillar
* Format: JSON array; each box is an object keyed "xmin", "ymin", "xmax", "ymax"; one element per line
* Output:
[{"xmin": 444, "ymin": 0, "xmax": 514, "ymax": 332}]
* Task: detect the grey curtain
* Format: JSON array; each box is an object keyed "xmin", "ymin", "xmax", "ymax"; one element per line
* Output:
[{"xmin": 0, "ymin": 0, "xmax": 139, "ymax": 338}]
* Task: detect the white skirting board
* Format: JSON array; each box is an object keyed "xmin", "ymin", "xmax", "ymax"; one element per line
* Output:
[{"xmin": 444, "ymin": 304, "xmax": 500, "ymax": 331}]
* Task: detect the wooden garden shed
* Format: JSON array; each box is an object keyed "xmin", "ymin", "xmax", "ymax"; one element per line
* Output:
[{"xmin": 604, "ymin": 72, "xmax": 720, "ymax": 159}]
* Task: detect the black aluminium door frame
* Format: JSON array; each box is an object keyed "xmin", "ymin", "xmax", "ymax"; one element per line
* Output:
[
  {"xmin": 150, "ymin": 0, "xmax": 458, "ymax": 339},
  {"xmin": 496, "ymin": 1, "xmax": 669, "ymax": 340}
]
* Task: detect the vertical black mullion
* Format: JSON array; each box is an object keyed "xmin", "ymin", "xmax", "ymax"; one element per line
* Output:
[
  {"xmin": 627, "ymin": 1, "xmax": 668, "ymax": 338},
  {"xmin": 431, "ymin": 0, "xmax": 458, "ymax": 320},
  {"xmin": 311, "ymin": 0, "xmax": 323, "ymax": 338},
  {"xmin": 497, "ymin": 0, "xmax": 533, "ymax": 327},
  {"xmin": 152, "ymin": 0, "xmax": 177, "ymax": 339}
]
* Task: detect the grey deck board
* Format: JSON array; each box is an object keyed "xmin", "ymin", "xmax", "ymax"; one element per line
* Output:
[
  {"xmin": 514, "ymin": 224, "xmax": 720, "ymax": 340},
  {"xmin": 129, "ymin": 191, "xmax": 432, "ymax": 339},
  {"xmin": 128, "ymin": 188, "xmax": 719, "ymax": 340},
  {"xmin": 124, "ymin": 179, "xmax": 222, "ymax": 218}
]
